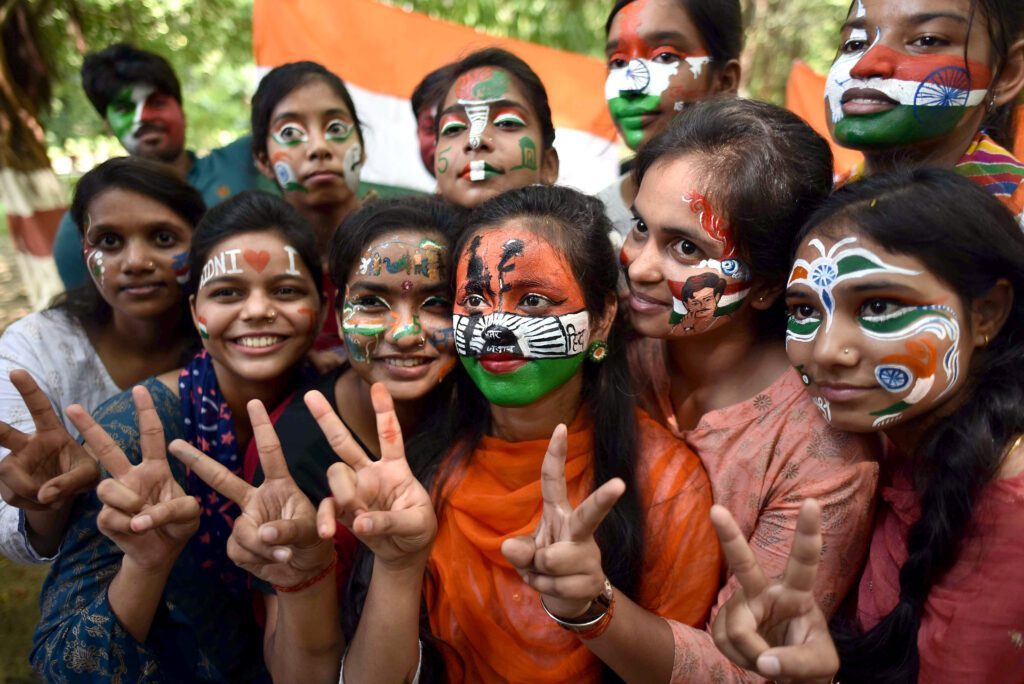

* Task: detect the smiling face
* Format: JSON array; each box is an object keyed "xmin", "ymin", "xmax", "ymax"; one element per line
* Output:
[
  {"xmin": 621, "ymin": 155, "xmax": 752, "ymax": 338},
  {"xmin": 82, "ymin": 187, "xmax": 191, "ymax": 320},
  {"xmin": 785, "ymin": 228, "xmax": 970, "ymax": 431},
  {"xmin": 825, "ymin": 0, "xmax": 995, "ymax": 150},
  {"xmin": 341, "ymin": 229, "xmax": 456, "ymax": 400},
  {"xmin": 105, "ymin": 84, "xmax": 186, "ymax": 161},
  {"xmin": 434, "ymin": 66, "xmax": 558, "ymax": 209},
  {"xmin": 192, "ymin": 231, "xmax": 322, "ymax": 385},
  {"xmin": 454, "ymin": 223, "xmax": 591, "ymax": 407},
  {"xmin": 605, "ymin": 0, "xmax": 717, "ymax": 150},
  {"xmin": 259, "ymin": 79, "xmax": 363, "ymax": 210}
]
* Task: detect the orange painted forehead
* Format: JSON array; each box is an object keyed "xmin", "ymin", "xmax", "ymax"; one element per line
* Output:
[{"xmin": 455, "ymin": 224, "xmax": 585, "ymax": 311}]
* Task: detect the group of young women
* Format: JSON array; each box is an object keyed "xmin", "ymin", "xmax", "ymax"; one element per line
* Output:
[{"xmin": 1, "ymin": 0, "xmax": 1023, "ymax": 681}]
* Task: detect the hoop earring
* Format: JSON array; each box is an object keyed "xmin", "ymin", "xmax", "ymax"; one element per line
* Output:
[{"xmin": 586, "ymin": 340, "xmax": 608, "ymax": 363}]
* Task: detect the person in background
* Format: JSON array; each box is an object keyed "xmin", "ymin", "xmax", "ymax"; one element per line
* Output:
[
  {"xmin": 598, "ymin": 0, "xmax": 742, "ymax": 241},
  {"xmin": 411, "ymin": 64, "xmax": 454, "ymax": 176},
  {"xmin": 52, "ymin": 43, "xmax": 272, "ymax": 290}
]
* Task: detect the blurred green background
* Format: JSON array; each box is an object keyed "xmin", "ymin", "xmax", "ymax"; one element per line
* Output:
[{"xmin": 0, "ymin": 0, "xmax": 852, "ymax": 680}]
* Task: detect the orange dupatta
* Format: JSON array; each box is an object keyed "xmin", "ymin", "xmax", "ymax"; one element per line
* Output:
[{"xmin": 425, "ymin": 410, "xmax": 720, "ymax": 683}]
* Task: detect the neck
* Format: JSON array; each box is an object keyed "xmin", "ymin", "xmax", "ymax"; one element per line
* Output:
[
  {"xmin": 298, "ymin": 196, "xmax": 360, "ymax": 253},
  {"xmin": 488, "ymin": 374, "xmax": 583, "ymax": 442},
  {"xmin": 862, "ymin": 124, "xmax": 981, "ymax": 176},
  {"xmin": 212, "ymin": 361, "xmax": 295, "ymax": 449},
  {"xmin": 109, "ymin": 307, "xmax": 181, "ymax": 352},
  {"xmin": 338, "ymin": 370, "xmax": 426, "ymax": 458},
  {"xmin": 165, "ymin": 149, "xmax": 192, "ymax": 179},
  {"xmin": 665, "ymin": 318, "xmax": 790, "ymax": 427}
]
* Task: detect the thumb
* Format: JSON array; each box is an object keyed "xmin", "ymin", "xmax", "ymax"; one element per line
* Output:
[
  {"xmin": 756, "ymin": 641, "xmax": 839, "ymax": 681},
  {"xmin": 501, "ymin": 535, "xmax": 537, "ymax": 572},
  {"xmin": 40, "ymin": 460, "xmax": 100, "ymax": 503}
]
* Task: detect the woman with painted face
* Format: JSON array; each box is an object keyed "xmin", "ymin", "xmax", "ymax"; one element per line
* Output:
[
  {"xmin": 598, "ymin": 0, "xmax": 742, "ymax": 241},
  {"xmin": 621, "ymin": 98, "xmax": 878, "ymax": 681},
  {"xmin": 828, "ymin": 0, "xmax": 1024, "ymax": 222},
  {"xmin": 251, "ymin": 61, "xmax": 366, "ymax": 353},
  {"xmin": 31, "ymin": 192, "xmax": 335, "ymax": 683},
  {"xmin": 0, "ymin": 157, "xmax": 202, "ymax": 564},
  {"xmin": 710, "ymin": 169, "xmax": 1024, "ymax": 683},
  {"xmin": 433, "ymin": 48, "xmax": 560, "ymax": 210},
  {"xmin": 315, "ymin": 185, "xmax": 721, "ymax": 683}
]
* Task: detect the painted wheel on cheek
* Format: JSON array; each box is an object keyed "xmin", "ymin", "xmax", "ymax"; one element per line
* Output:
[{"xmin": 913, "ymin": 66, "xmax": 971, "ymax": 123}]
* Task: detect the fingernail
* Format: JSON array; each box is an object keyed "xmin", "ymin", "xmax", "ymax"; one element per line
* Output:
[
  {"xmin": 360, "ymin": 519, "xmax": 373, "ymax": 533},
  {"xmin": 273, "ymin": 548, "xmax": 290, "ymax": 562},
  {"xmin": 758, "ymin": 655, "xmax": 781, "ymax": 676},
  {"xmin": 133, "ymin": 515, "xmax": 153, "ymax": 532},
  {"xmin": 40, "ymin": 486, "xmax": 58, "ymax": 501},
  {"xmin": 519, "ymin": 572, "xmax": 529, "ymax": 583},
  {"xmin": 260, "ymin": 526, "xmax": 278, "ymax": 542}
]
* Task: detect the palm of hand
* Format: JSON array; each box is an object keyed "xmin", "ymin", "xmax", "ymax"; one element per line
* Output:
[{"xmin": 355, "ymin": 460, "xmax": 435, "ymax": 562}]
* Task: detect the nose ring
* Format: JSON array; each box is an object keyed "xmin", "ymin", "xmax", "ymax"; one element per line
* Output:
[{"xmin": 417, "ymin": 337, "xmax": 426, "ymax": 348}]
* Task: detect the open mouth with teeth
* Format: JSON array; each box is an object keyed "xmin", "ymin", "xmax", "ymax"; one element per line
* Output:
[
  {"xmin": 231, "ymin": 335, "xmax": 287, "ymax": 351},
  {"xmin": 381, "ymin": 357, "xmax": 431, "ymax": 367}
]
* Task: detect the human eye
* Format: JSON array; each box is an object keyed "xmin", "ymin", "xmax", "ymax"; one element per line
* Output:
[
  {"xmin": 272, "ymin": 123, "xmax": 308, "ymax": 146},
  {"xmin": 631, "ymin": 217, "xmax": 648, "ymax": 235},
  {"xmin": 841, "ymin": 32, "xmax": 869, "ymax": 53},
  {"xmin": 607, "ymin": 53, "xmax": 628, "ymax": 70},
  {"xmin": 519, "ymin": 293, "xmax": 555, "ymax": 310},
  {"xmin": 352, "ymin": 294, "xmax": 390, "ymax": 310},
  {"xmin": 493, "ymin": 112, "xmax": 526, "ymax": 129},
  {"xmin": 209, "ymin": 286, "xmax": 241, "ymax": 299},
  {"xmin": 153, "ymin": 230, "xmax": 177, "ymax": 247},
  {"xmin": 422, "ymin": 295, "xmax": 452, "ymax": 310},
  {"xmin": 325, "ymin": 119, "xmax": 353, "ymax": 142},
  {"xmin": 787, "ymin": 303, "xmax": 821, "ymax": 322},
  {"xmin": 909, "ymin": 34, "xmax": 950, "ymax": 50},
  {"xmin": 857, "ymin": 298, "xmax": 905, "ymax": 320},
  {"xmin": 440, "ymin": 118, "xmax": 467, "ymax": 136},
  {"xmin": 670, "ymin": 238, "xmax": 702, "ymax": 259},
  {"xmin": 459, "ymin": 293, "xmax": 487, "ymax": 309},
  {"xmin": 94, "ymin": 233, "xmax": 122, "ymax": 250},
  {"xmin": 652, "ymin": 49, "xmax": 682, "ymax": 64},
  {"xmin": 274, "ymin": 284, "xmax": 309, "ymax": 298}
]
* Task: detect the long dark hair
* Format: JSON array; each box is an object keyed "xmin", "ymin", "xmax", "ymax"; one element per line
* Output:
[
  {"xmin": 437, "ymin": 48, "xmax": 556, "ymax": 152},
  {"xmin": 968, "ymin": 0, "xmax": 1023, "ymax": 147},
  {"xmin": 51, "ymin": 156, "xmax": 205, "ymax": 361},
  {"xmin": 795, "ymin": 168, "xmax": 1024, "ymax": 682},
  {"xmin": 250, "ymin": 61, "xmax": 365, "ymax": 162},
  {"xmin": 605, "ymin": 0, "xmax": 743, "ymax": 69},
  {"xmin": 635, "ymin": 97, "xmax": 834, "ymax": 337},
  {"xmin": 81, "ymin": 42, "xmax": 182, "ymax": 116}
]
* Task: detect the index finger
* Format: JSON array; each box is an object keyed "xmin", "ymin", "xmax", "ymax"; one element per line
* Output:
[
  {"xmin": 304, "ymin": 390, "xmax": 373, "ymax": 471},
  {"xmin": 9, "ymin": 370, "xmax": 62, "ymax": 433},
  {"xmin": 133, "ymin": 386, "xmax": 167, "ymax": 463},
  {"xmin": 370, "ymin": 384, "xmax": 406, "ymax": 463},
  {"xmin": 0, "ymin": 420, "xmax": 29, "ymax": 453},
  {"xmin": 65, "ymin": 404, "xmax": 132, "ymax": 479},
  {"xmin": 710, "ymin": 504, "xmax": 769, "ymax": 597},
  {"xmin": 539, "ymin": 424, "xmax": 569, "ymax": 508},
  {"xmin": 570, "ymin": 477, "xmax": 626, "ymax": 541},
  {"xmin": 246, "ymin": 399, "xmax": 291, "ymax": 481},
  {"xmin": 168, "ymin": 439, "xmax": 252, "ymax": 506},
  {"xmin": 780, "ymin": 499, "xmax": 822, "ymax": 593}
]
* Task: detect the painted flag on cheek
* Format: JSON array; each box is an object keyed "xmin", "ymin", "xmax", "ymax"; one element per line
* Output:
[{"xmin": 253, "ymin": 0, "xmax": 619, "ymax": 195}]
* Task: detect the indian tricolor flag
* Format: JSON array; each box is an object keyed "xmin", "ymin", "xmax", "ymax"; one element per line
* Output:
[{"xmin": 253, "ymin": 0, "xmax": 620, "ymax": 195}]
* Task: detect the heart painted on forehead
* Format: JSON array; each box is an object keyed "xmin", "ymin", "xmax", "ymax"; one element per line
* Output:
[{"xmin": 243, "ymin": 249, "xmax": 271, "ymax": 273}]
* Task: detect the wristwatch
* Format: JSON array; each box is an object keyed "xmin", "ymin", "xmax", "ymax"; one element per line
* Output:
[{"xmin": 542, "ymin": 578, "xmax": 614, "ymax": 632}]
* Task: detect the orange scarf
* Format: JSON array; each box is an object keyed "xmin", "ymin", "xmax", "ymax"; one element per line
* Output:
[{"xmin": 426, "ymin": 410, "xmax": 721, "ymax": 683}]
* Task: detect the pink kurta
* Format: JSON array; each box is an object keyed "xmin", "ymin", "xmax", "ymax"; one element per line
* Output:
[
  {"xmin": 630, "ymin": 338, "xmax": 880, "ymax": 682},
  {"xmin": 857, "ymin": 467, "xmax": 1024, "ymax": 682}
]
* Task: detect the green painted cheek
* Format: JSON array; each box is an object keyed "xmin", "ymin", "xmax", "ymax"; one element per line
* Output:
[
  {"xmin": 511, "ymin": 136, "xmax": 538, "ymax": 171},
  {"xmin": 106, "ymin": 103, "xmax": 135, "ymax": 142},
  {"xmin": 608, "ymin": 95, "xmax": 661, "ymax": 150},
  {"xmin": 461, "ymin": 354, "xmax": 584, "ymax": 407},
  {"xmin": 833, "ymin": 106, "xmax": 969, "ymax": 148}
]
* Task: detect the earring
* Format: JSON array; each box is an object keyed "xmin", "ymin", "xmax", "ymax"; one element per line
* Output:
[
  {"xmin": 758, "ymin": 296, "xmax": 765, "ymax": 303},
  {"xmin": 988, "ymin": 91, "xmax": 998, "ymax": 111},
  {"xmin": 586, "ymin": 340, "xmax": 608, "ymax": 363},
  {"xmin": 984, "ymin": 334, "xmax": 990, "ymax": 346}
]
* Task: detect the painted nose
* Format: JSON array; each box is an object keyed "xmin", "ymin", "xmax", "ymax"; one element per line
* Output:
[{"xmin": 849, "ymin": 39, "xmax": 898, "ymax": 81}]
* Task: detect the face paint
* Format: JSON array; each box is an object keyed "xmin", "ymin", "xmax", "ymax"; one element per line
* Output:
[
  {"xmin": 199, "ymin": 249, "xmax": 244, "ymax": 290},
  {"xmin": 826, "ymin": 29, "xmax": 992, "ymax": 147},
  {"xmin": 787, "ymin": 237, "xmax": 919, "ymax": 334},
  {"xmin": 468, "ymin": 160, "xmax": 502, "ymax": 182},
  {"xmin": 196, "ymin": 315, "xmax": 209, "ymax": 339},
  {"xmin": 284, "ymin": 246, "xmax": 301, "ymax": 276},
  {"xmin": 605, "ymin": 0, "xmax": 709, "ymax": 150},
  {"xmin": 342, "ymin": 143, "xmax": 363, "ymax": 194},
  {"xmin": 510, "ymin": 136, "xmax": 538, "ymax": 171},
  {"xmin": 683, "ymin": 191, "xmax": 735, "ymax": 258},
  {"xmin": 171, "ymin": 251, "xmax": 190, "ymax": 284},
  {"xmin": 437, "ymin": 146, "xmax": 452, "ymax": 174},
  {"xmin": 105, "ymin": 84, "xmax": 185, "ymax": 157},
  {"xmin": 271, "ymin": 152, "xmax": 308, "ymax": 193},
  {"xmin": 272, "ymin": 122, "xmax": 309, "ymax": 147},
  {"xmin": 454, "ymin": 67, "xmax": 512, "ymax": 150},
  {"xmin": 242, "ymin": 249, "xmax": 271, "ymax": 273},
  {"xmin": 455, "ymin": 229, "xmax": 592, "ymax": 407},
  {"xmin": 85, "ymin": 248, "xmax": 105, "ymax": 287},
  {"xmin": 357, "ymin": 240, "xmax": 447, "ymax": 280}
]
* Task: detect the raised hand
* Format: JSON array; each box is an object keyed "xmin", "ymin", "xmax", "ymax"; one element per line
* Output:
[
  {"xmin": 67, "ymin": 386, "xmax": 199, "ymax": 572},
  {"xmin": 169, "ymin": 400, "xmax": 334, "ymax": 589},
  {"xmin": 500, "ymin": 424, "xmax": 626, "ymax": 619},
  {"xmin": 710, "ymin": 499, "xmax": 838, "ymax": 684},
  {"xmin": 311, "ymin": 383, "xmax": 436, "ymax": 568},
  {"xmin": 0, "ymin": 370, "xmax": 99, "ymax": 509}
]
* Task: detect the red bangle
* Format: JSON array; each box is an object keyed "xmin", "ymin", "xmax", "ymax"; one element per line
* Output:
[
  {"xmin": 577, "ymin": 591, "xmax": 615, "ymax": 641},
  {"xmin": 272, "ymin": 553, "xmax": 337, "ymax": 594}
]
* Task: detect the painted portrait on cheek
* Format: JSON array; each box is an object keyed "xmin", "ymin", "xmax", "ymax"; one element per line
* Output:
[{"xmin": 454, "ymin": 230, "xmax": 590, "ymax": 407}]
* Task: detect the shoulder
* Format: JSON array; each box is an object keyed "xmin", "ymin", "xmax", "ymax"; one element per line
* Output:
[{"xmin": 0, "ymin": 310, "xmax": 90, "ymax": 372}]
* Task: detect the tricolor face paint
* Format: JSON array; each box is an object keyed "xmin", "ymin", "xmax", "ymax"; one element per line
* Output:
[
  {"xmin": 81, "ymin": 188, "xmax": 192, "ymax": 320},
  {"xmin": 605, "ymin": 0, "xmax": 715, "ymax": 150},
  {"xmin": 193, "ymin": 231, "xmax": 322, "ymax": 383},
  {"xmin": 785, "ymin": 232, "xmax": 967, "ymax": 433},
  {"xmin": 341, "ymin": 231, "xmax": 456, "ymax": 400},
  {"xmin": 435, "ymin": 67, "xmax": 551, "ymax": 209},
  {"xmin": 623, "ymin": 169, "xmax": 752, "ymax": 340},
  {"xmin": 825, "ymin": 0, "xmax": 994, "ymax": 148},
  {"xmin": 263, "ymin": 80, "xmax": 362, "ymax": 202},
  {"xmin": 455, "ymin": 226, "xmax": 591, "ymax": 407},
  {"xmin": 105, "ymin": 84, "xmax": 185, "ymax": 159}
]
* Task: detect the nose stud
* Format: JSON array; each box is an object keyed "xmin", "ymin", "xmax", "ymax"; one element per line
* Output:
[
  {"xmin": 266, "ymin": 310, "xmax": 277, "ymax": 322},
  {"xmin": 843, "ymin": 348, "xmax": 850, "ymax": 355}
]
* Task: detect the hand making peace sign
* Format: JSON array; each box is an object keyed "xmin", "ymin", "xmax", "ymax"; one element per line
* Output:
[
  {"xmin": 311, "ymin": 383, "xmax": 437, "ymax": 569},
  {"xmin": 67, "ymin": 385, "xmax": 199, "ymax": 572},
  {"xmin": 0, "ymin": 370, "xmax": 99, "ymax": 509},
  {"xmin": 501, "ymin": 424, "xmax": 626, "ymax": 620},
  {"xmin": 168, "ymin": 400, "xmax": 335, "ymax": 589},
  {"xmin": 710, "ymin": 499, "xmax": 839, "ymax": 684}
]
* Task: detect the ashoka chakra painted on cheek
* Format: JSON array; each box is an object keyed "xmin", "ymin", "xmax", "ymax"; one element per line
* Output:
[{"xmin": 914, "ymin": 66, "xmax": 971, "ymax": 123}]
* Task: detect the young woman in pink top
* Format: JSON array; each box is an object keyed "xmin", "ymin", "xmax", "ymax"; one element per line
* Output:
[
  {"xmin": 618, "ymin": 97, "xmax": 879, "ymax": 680},
  {"xmin": 710, "ymin": 169, "xmax": 1024, "ymax": 683}
]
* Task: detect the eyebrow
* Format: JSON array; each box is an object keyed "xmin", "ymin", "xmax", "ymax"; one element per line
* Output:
[
  {"xmin": 606, "ymin": 30, "xmax": 694, "ymax": 54},
  {"xmin": 271, "ymin": 108, "xmax": 351, "ymax": 126},
  {"xmin": 439, "ymin": 99, "xmax": 525, "ymax": 117},
  {"xmin": 842, "ymin": 11, "xmax": 967, "ymax": 31},
  {"xmin": 846, "ymin": 281, "xmax": 924, "ymax": 295}
]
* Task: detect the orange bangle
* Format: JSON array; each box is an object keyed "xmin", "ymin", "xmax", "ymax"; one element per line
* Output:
[
  {"xmin": 272, "ymin": 553, "xmax": 337, "ymax": 594},
  {"xmin": 576, "ymin": 591, "xmax": 615, "ymax": 641}
]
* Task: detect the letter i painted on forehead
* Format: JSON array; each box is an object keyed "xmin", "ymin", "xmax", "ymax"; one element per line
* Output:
[
  {"xmin": 284, "ymin": 246, "xmax": 301, "ymax": 276},
  {"xmin": 199, "ymin": 249, "xmax": 243, "ymax": 289}
]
